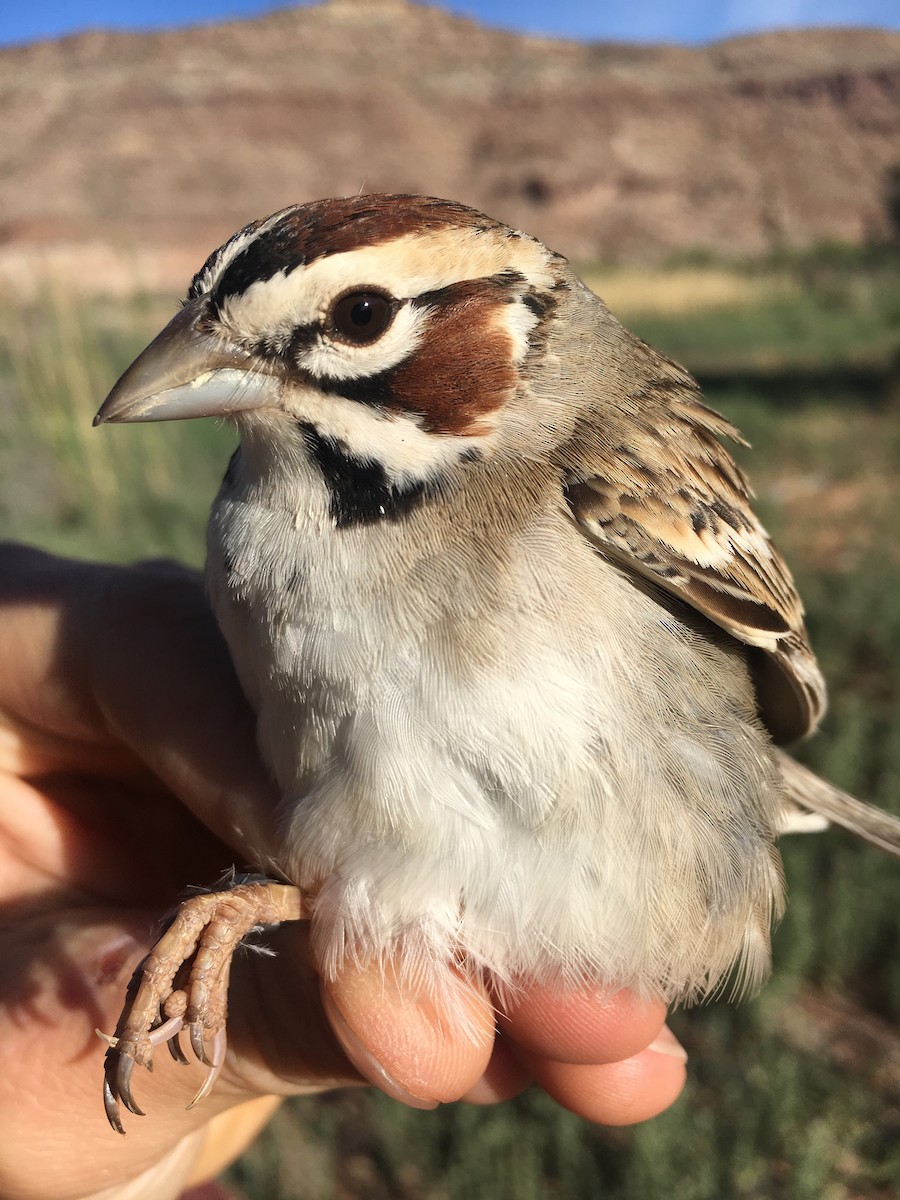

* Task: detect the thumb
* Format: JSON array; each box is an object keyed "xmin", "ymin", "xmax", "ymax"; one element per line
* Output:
[{"xmin": 322, "ymin": 961, "xmax": 496, "ymax": 1108}]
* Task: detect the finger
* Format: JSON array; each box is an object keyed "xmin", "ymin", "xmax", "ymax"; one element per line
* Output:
[
  {"xmin": 0, "ymin": 545, "xmax": 132, "ymax": 771},
  {"xmin": 0, "ymin": 763, "xmax": 260, "ymax": 910},
  {"xmin": 0, "ymin": 544, "xmax": 280, "ymax": 861},
  {"xmin": 0, "ymin": 907, "xmax": 357, "ymax": 1198},
  {"xmin": 498, "ymin": 982, "xmax": 667, "ymax": 1064},
  {"xmin": 183, "ymin": 1096, "xmax": 282, "ymax": 1193},
  {"xmin": 0, "ymin": 770, "xmax": 164, "ymax": 904},
  {"xmin": 460, "ymin": 1039, "xmax": 531, "ymax": 1104},
  {"xmin": 0, "ymin": 908, "xmax": 237, "ymax": 1197},
  {"xmin": 521, "ymin": 1030, "xmax": 688, "ymax": 1126},
  {"xmin": 322, "ymin": 963, "xmax": 496, "ymax": 1107}
]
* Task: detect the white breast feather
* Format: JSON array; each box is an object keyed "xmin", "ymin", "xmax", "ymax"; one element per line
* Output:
[{"xmin": 208, "ymin": 459, "xmax": 784, "ymax": 1010}]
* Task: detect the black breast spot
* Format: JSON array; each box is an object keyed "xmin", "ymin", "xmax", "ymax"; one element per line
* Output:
[
  {"xmin": 298, "ymin": 423, "xmax": 430, "ymax": 529},
  {"xmin": 222, "ymin": 447, "xmax": 242, "ymax": 490}
]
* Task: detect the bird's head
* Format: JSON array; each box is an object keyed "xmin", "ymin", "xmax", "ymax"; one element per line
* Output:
[{"xmin": 96, "ymin": 195, "xmax": 577, "ymax": 507}]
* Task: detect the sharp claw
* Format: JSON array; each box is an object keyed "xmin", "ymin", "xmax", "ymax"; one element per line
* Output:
[
  {"xmin": 103, "ymin": 881, "xmax": 303, "ymax": 1128},
  {"xmin": 190, "ymin": 1021, "xmax": 213, "ymax": 1067},
  {"xmin": 211, "ymin": 1026, "xmax": 227, "ymax": 1067},
  {"xmin": 186, "ymin": 1028, "xmax": 226, "ymax": 1110},
  {"xmin": 117, "ymin": 1055, "xmax": 146, "ymax": 1118},
  {"xmin": 168, "ymin": 1029, "xmax": 190, "ymax": 1065},
  {"xmin": 186, "ymin": 1060, "xmax": 222, "ymax": 1110},
  {"xmin": 148, "ymin": 1015, "xmax": 185, "ymax": 1046},
  {"xmin": 103, "ymin": 1073, "xmax": 126, "ymax": 1136}
]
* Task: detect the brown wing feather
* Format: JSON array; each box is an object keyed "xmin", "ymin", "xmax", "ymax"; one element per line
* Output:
[{"xmin": 563, "ymin": 363, "xmax": 826, "ymax": 744}]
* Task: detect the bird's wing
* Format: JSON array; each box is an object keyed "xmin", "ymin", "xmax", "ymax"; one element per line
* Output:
[{"xmin": 563, "ymin": 372, "xmax": 826, "ymax": 744}]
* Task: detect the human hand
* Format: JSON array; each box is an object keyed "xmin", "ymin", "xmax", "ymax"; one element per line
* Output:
[{"xmin": 0, "ymin": 543, "xmax": 686, "ymax": 1200}]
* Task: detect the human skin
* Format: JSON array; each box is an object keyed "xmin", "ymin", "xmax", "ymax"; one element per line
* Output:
[{"xmin": 0, "ymin": 543, "xmax": 686, "ymax": 1200}]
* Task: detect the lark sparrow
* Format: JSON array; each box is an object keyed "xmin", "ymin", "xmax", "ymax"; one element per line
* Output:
[{"xmin": 95, "ymin": 194, "xmax": 900, "ymax": 1130}]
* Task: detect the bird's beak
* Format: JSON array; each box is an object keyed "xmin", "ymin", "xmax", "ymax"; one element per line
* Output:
[{"xmin": 94, "ymin": 297, "xmax": 281, "ymax": 425}]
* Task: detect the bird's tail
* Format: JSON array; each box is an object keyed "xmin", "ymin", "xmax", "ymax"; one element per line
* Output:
[{"xmin": 776, "ymin": 748, "xmax": 900, "ymax": 858}]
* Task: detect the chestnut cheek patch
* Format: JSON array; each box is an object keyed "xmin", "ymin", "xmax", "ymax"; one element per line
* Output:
[{"xmin": 391, "ymin": 286, "xmax": 526, "ymax": 436}]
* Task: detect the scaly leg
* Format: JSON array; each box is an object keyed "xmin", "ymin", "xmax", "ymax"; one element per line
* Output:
[{"xmin": 99, "ymin": 878, "xmax": 306, "ymax": 1133}]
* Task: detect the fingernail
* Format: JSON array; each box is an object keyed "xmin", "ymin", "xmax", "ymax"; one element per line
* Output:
[
  {"xmin": 321, "ymin": 984, "xmax": 439, "ymax": 1110},
  {"xmin": 647, "ymin": 1026, "xmax": 688, "ymax": 1062}
]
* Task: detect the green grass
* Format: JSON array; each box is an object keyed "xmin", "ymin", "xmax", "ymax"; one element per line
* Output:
[
  {"xmin": 629, "ymin": 288, "xmax": 900, "ymax": 373},
  {"xmin": 588, "ymin": 242, "xmax": 900, "ymax": 374},
  {"xmin": 1, "ymin": 275, "xmax": 898, "ymax": 1199},
  {"xmin": 0, "ymin": 288, "xmax": 234, "ymax": 563}
]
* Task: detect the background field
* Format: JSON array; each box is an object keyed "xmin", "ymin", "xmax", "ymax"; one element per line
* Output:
[{"xmin": 1, "ymin": 247, "xmax": 898, "ymax": 1198}]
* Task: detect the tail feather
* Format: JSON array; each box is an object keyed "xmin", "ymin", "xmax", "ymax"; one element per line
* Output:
[{"xmin": 776, "ymin": 749, "xmax": 900, "ymax": 859}]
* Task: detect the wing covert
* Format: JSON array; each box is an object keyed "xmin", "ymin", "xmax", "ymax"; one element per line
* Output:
[{"xmin": 563, "ymin": 374, "xmax": 826, "ymax": 743}]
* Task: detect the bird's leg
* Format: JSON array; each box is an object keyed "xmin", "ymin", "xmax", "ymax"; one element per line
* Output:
[{"xmin": 99, "ymin": 878, "xmax": 306, "ymax": 1134}]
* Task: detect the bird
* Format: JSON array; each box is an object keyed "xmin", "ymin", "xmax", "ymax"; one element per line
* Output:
[{"xmin": 94, "ymin": 193, "xmax": 900, "ymax": 1131}]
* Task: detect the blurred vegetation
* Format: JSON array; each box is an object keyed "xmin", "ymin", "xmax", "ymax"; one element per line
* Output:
[
  {"xmin": 586, "ymin": 241, "xmax": 900, "ymax": 376},
  {"xmin": 0, "ymin": 286, "xmax": 234, "ymax": 565},
  {"xmin": 0, "ymin": 243, "xmax": 898, "ymax": 1198}
]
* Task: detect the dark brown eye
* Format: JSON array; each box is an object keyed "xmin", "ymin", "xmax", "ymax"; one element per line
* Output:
[{"xmin": 330, "ymin": 291, "xmax": 395, "ymax": 344}]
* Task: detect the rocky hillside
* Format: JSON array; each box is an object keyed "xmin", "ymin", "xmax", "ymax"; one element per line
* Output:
[{"xmin": 1, "ymin": 0, "xmax": 899, "ymax": 291}]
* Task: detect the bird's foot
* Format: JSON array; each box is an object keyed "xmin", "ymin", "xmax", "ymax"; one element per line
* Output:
[{"xmin": 99, "ymin": 879, "xmax": 305, "ymax": 1133}]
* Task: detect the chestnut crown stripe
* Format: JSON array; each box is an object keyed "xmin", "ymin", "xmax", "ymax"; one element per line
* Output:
[{"xmin": 190, "ymin": 194, "xmax": 512, "ymax": 306}]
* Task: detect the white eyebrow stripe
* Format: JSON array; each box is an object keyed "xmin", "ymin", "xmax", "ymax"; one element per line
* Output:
[
  {"xmin": 214, "ymin": 225, "xmax": 555, "ymax": 345},
  {"xmin": 191, "ymin": 206, "xmax": 301, "ymax": 297},
  {"xmin": 501, "ymin": 297, "xmax": 541, "ymax": 364}
]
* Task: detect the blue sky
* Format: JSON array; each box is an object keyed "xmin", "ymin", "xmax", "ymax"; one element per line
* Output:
[{"xmin": 1, "ymin": 0, "xmax": 898, "ymax": 47}]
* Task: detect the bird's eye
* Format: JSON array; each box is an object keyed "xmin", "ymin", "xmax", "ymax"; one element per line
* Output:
[{"xmin": 329, "ymin": 291, "xmax": 395, "ymax": 344}]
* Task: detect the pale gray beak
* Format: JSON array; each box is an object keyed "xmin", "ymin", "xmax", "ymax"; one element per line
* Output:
[{"xmin": 94, "ymin": 297, "xmax": 281, "ymax": 425}]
